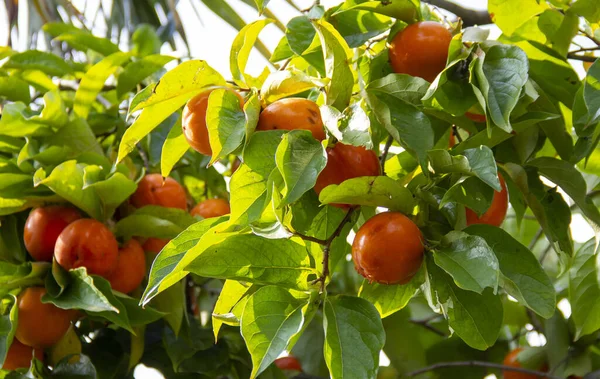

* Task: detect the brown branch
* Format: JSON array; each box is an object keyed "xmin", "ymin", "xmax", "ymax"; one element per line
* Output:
[
  {"xmin": 303, "ymin": 208, "xmax": 355, "ymax": 292},
  {"xmin": 409, "ymin": 318, "xmax": 447, "ymax": 337},
  {"xmin": 424, "ymin": 0, "xmax": 491, "ymax": 27},
  {"xmin": 405, "ymin": 361, "xmax": 563, "ymax": 378},
  {"xmin": 380, "ymin": 136, "xmax": 394, "ymax": 176},
  {"xmin": 567, "ymin": 53, "xmax": 597, "ymax": 62},
  {"xmin": 569, "ymin": 46, "xmax": 600, "ymax": 54}
]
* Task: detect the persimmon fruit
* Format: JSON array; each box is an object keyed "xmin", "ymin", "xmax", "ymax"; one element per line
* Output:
[
  {"xmin": 389, "ymin": 21, "xmax": 452, "ymax": 82},
  {"xmin": 15, "ymin": 287, "xmax": 72, "ymax": 348},
  {"xmin": 503, "ymin": 348, "xmax": 546, "ymax": 379},
  {"xmin": 54, "ymin": 219, "xmax": 119, "ymax": 278},
  {"xmin": 2, "ymin": 339, "xmax": 43, "ymax": 370},
  {"xmin": 274, "ymin": 356, "xmax": 303, "ymax": 372},
  {"xmin": 23, "ymin": 206, "xmax": 81, "ymax": 262},
  {"xmin": 465, "ymin": 173, "xmax": 508, "ymax": 227},
  {"xmin": 142, "ymin": 238, "xmax": 170, "ymax": 254},
  {"xmin": 107, "ymin": 239, "xmax": 146, "ymax": 294},
  {"xmin": 191, "ymin": 198, "xmax": 230, "ymax": 219},
  {"xmin": 257, "ymin": 98, "xmax": 326, "ymax": 141},
  {"xmin": 182, "ymin": 88, "xmax": 244, "ymax": 156},
  {"xmin": 314, "ymin": 143, "xmax": 380, "ymax": 204},
  {"xmin": 130, "ymin": 174, "xmax": 187, "ymax": 210},
  {"xmin": 352, "ymin": 212, "xmax": 424, "ymax": 284}
]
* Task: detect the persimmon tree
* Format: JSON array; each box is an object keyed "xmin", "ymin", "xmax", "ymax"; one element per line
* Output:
[{"xmin": 0, "ymin": 0, "xmax": 600, "ymax": 378}]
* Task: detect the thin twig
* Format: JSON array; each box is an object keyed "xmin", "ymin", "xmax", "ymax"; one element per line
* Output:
[
  {"xmin": 380, "ymin": 136, "xmax": 394, "ymax": 176},
  {"xmin": 409, "ymin": 318, "xmax": 447, "ymax": 337},
  {"xmin": 136, "ymin": 143, "xmax": 150, "ymax": 171},
  {"xmin": 528, "ymin": 228, "xmax": 543, "ymax": 250},
  {"xmin": 423, "ymin": 0, "xmax": 491, "ymax": 26},
  {"xmin": 452, "ymin": 125, "xmax": 463, "ymax": 143},
  {"xmin": 278, "ymin": 58, "xmax": 291, "ymax": 71},
  {"xmin": 405, "ymin": 361, "xmax": 563, "ymax": 378},
  {"xmin": 567, "ymin": 53, "xmax": 597, "ymax": 62},
  {"xmin": 304, "ymin": 208, "xmax": 355, "ymax": 292},
  {"xmin": 569, "ymin": 46, "xmax": 600, "ymax": 54},
  {"xmin": 580, "ymin": 28, "xmax": 600, "ymax": 46}
]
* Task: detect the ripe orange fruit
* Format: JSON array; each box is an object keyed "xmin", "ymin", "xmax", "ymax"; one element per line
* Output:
[
  {"xmin": 389, "ymin": 21, "xmax": 452, "ymax": 82},
  {"xmin": 257, "ymin": 98, "xmax": 326, "ymax": 141},
  {"xmin": 503, "ymin": 348, "xmax": 546, "ymax": 379},
  {"xmin": 191, "ymin": 198, "xmax": 230, "ymax": 219},
  {"xmin": 182, "ymin": 89, "xmax": 244, "ymax": 156},
  {"xmin": 314, "ymin": 143, "xmax": 380, "ymax": 202},
  {"xmin": 466, "ymin": 173, "xmax": 508, "ymax": 227},
  {"xmin": 352, "ymin": 212, "xmax": 424, "ymax": 284},
  {"xmin": 23, "ymin": 206, "xmax": 81, "ymax": 262},
  {"xmin": 274, "ymin": 356, "xmax": 303, "ymax": 372},
  {"xmin": 15, "ymin": 287, "xmax": 72, "ymax": 348},
  {"xmin": 54, "ymin": 219, "xmax": 119, "ymax": 278},
  {"xmin": 448, "ymin": 133, "xmax": 456, "ymax": 148},
  {"xmin": 107, "ymin": 239, "xmax": 146, "ymax": 294},
  {"xmin": 142, "ymin": 238, "xmax": 170, "ymax": 254},
  {"xmin": 130, "ymin": 174, "xmax": 187, "ymax": 210},
  {"xmin": 2, "ymin": 339, "xmax": 43, "ymax": 370}
]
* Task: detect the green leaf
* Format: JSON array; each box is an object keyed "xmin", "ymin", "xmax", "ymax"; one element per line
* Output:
[
  {"xmin": 571, "ymin": 0, "xmax": 600, "ymax": 23},
  {"xmin": 465, "ymin": 224, "xmax": 555, "ymax": 319},
  {"xmin": 319, "ymin": 176, "xmax": 415, "ymax": 214},
  {"xmin": 440, "ymin": 177, "xmax": 494, "ymax": 216},
  {"xmin": 286, "ymin": 16, "xmax": 317, "ymax": 56},
  {"xmin": 4, "ymin": 51, "xmax": 73, "ymax": 77},
  {"xmin": 260, "ymin": 70, "xmax": 325, "ymax": 105},
  {"xmin": 118, "ymin": 61, "xmax": 225, "ymax": 162},
  {"xmin": 117, "ymin": 55, "xmax": 175, "ymax": 98},
  {"xmin": 230, "ymin": 19, "xmax": 273, "ymax": 88},
  {"xmin": 73, "ymin": 52, "xmax": 130, "ymax": 118},
  {"xmin": 474, "ymin": 45, "xmax": 529, "ymax": 132},
  {"xmin": 358, "ymin": 278, "xmax": 420, "ymax": 318},
  {"xmin": 229, "ymin": 131, "xmax": 285, "ymax": 226},
  {"xmin": 207, "ymin": 89, "xmax": 246, "ymax": 165},
  {"xmin": 241, "ymin": 286, "xmax": 309, "ymax": 378},
  {"xmin": 213, "ymin": 280, "xmax": 253, "ymax": 341},
  {"xmin": 575, "ymin": 59, "xmax": 600, "ymax": 133},
  {"xmin": 55, "ymin": 31, "xmax": 121, "ymax": 57},
  {"xmin": 275, "ymin": 130, "xmax": 327, "ymax": 206},
  {"xmin": 329, "ymin": 8, "xmax": 392, "ymax": 48},
  {"xmin": 428, "ymin": 146, "xmax": 500, "ymax": 191},
  {"xmin": 323, "ymin": 295, "xmax": 385, "ymax": 379},
  {"xmin": 569, "ymin": 239, "xmax": 600, "ymax": 339},
  {"xmin": 253, "ymin": 0, "xmax": 270, "ymax": 14},
  {"xmin": 35, "ymin": 161, "xmax": 103, "ymax": 220},
  {"xmin": 366, "ymin": 74, "xmax": 429, "ymax": 106},
  {"xmin": 0, "ymin": 76, "xmax": 30, "ymax": 103},
  {"xmin": 43, "ymin": 267, "xmax": 118, "ymax": 313},
  {"xmin": 83, "ymin": 170, "xmax": 137, "ymax": 221},
  {"xmin": 425, "ymin": 258, "xmax": 502, "ymax": 350},
  {"xmin": 160, "ymin": 114, "xmax": 188, "ymax": 177},
  {"xmin": 0, "ymin": 91, "xmax": 68, "ymax": 137},
  {"xmin": 313, "ymin": 20, "xmax": 354, "ymax": 111},
  {"xmin": 381, "ymin": 310, "xmax": 429, "ymax": 376},
  {"xmin": 141, "ymin": 217, "xmax": 230, "ymax": 305},
  {"xmin": 131, "ymin": 24, "xmax": 162, "ymax": 57},
  {"xmin": 115, "ymin": 205, "xmax": 196, "ymax": 240},
  {"xmin": 0, "ymin": 262, "xmax": 48, "ymax": 296},
  {"xmin": 186, "ymin": 235, "xmax": 317, "ymax": 290},
  {"xmin": 291, "ymin": 313, "xmax": 329, "ymax": 377},
  {"xmin": 321, "ymin": 102, "xmax": 372, "ymax": 148},
  {"xmin": 434, "ymin": 231, "xmax": 499, "ymax": 294},
  {"xmin": 528, "ymin": 157, "xmax": 600, "ymax": 227},
  {"xmin": 488, "ymin": 0, "xmax": 548, "ymax": 36},
  {"xmin": 367, "ymin": 92, "xmax": 434, "ymax": 168},
  {"xmin": 0, "ymin": 295, "xmax": 17, "ymax": 368},
  {"xmin": 0, "ymin": 216, "xmax": 27, "ymax": 263},
  {"xmin": 333, "ymin": 0, "xmax": 418, "ymax": 22}
]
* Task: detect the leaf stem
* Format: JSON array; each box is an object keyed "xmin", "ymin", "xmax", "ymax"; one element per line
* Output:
[{"xmin": 405, "ymin": 361, "xmax": 563, "ymax": 378}]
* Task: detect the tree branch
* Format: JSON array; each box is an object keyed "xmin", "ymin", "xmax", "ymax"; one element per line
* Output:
[
  {"xmin": 301, "ymin": 208, "xmax": 355, "ymax": 292},
  {"xmin": 405, "ymin": 361, "xmax": 563, "ymax": 378},
  {"xmin": 409, "ymin": 318, "xmax": 447, "ymax": 337},
  {"xmin": 380, "ymin": 136, "xmax": 394, "ymax": 176},
  {"xmin": 424, "ymin": 0, "xmax": 491, "ymax": 27},
  {"xmin": 567, "ymin": 53, "xmax": 598, "ymax": 62}
]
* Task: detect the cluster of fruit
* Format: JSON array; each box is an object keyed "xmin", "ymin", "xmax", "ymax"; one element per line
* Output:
[
  {"xmin": 180, "ymin": 21, "xmax": 509, "ymax": 287},
  {"xmin": 4, "ymin": 174, "xmax": 231, "ymax": 370}
]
